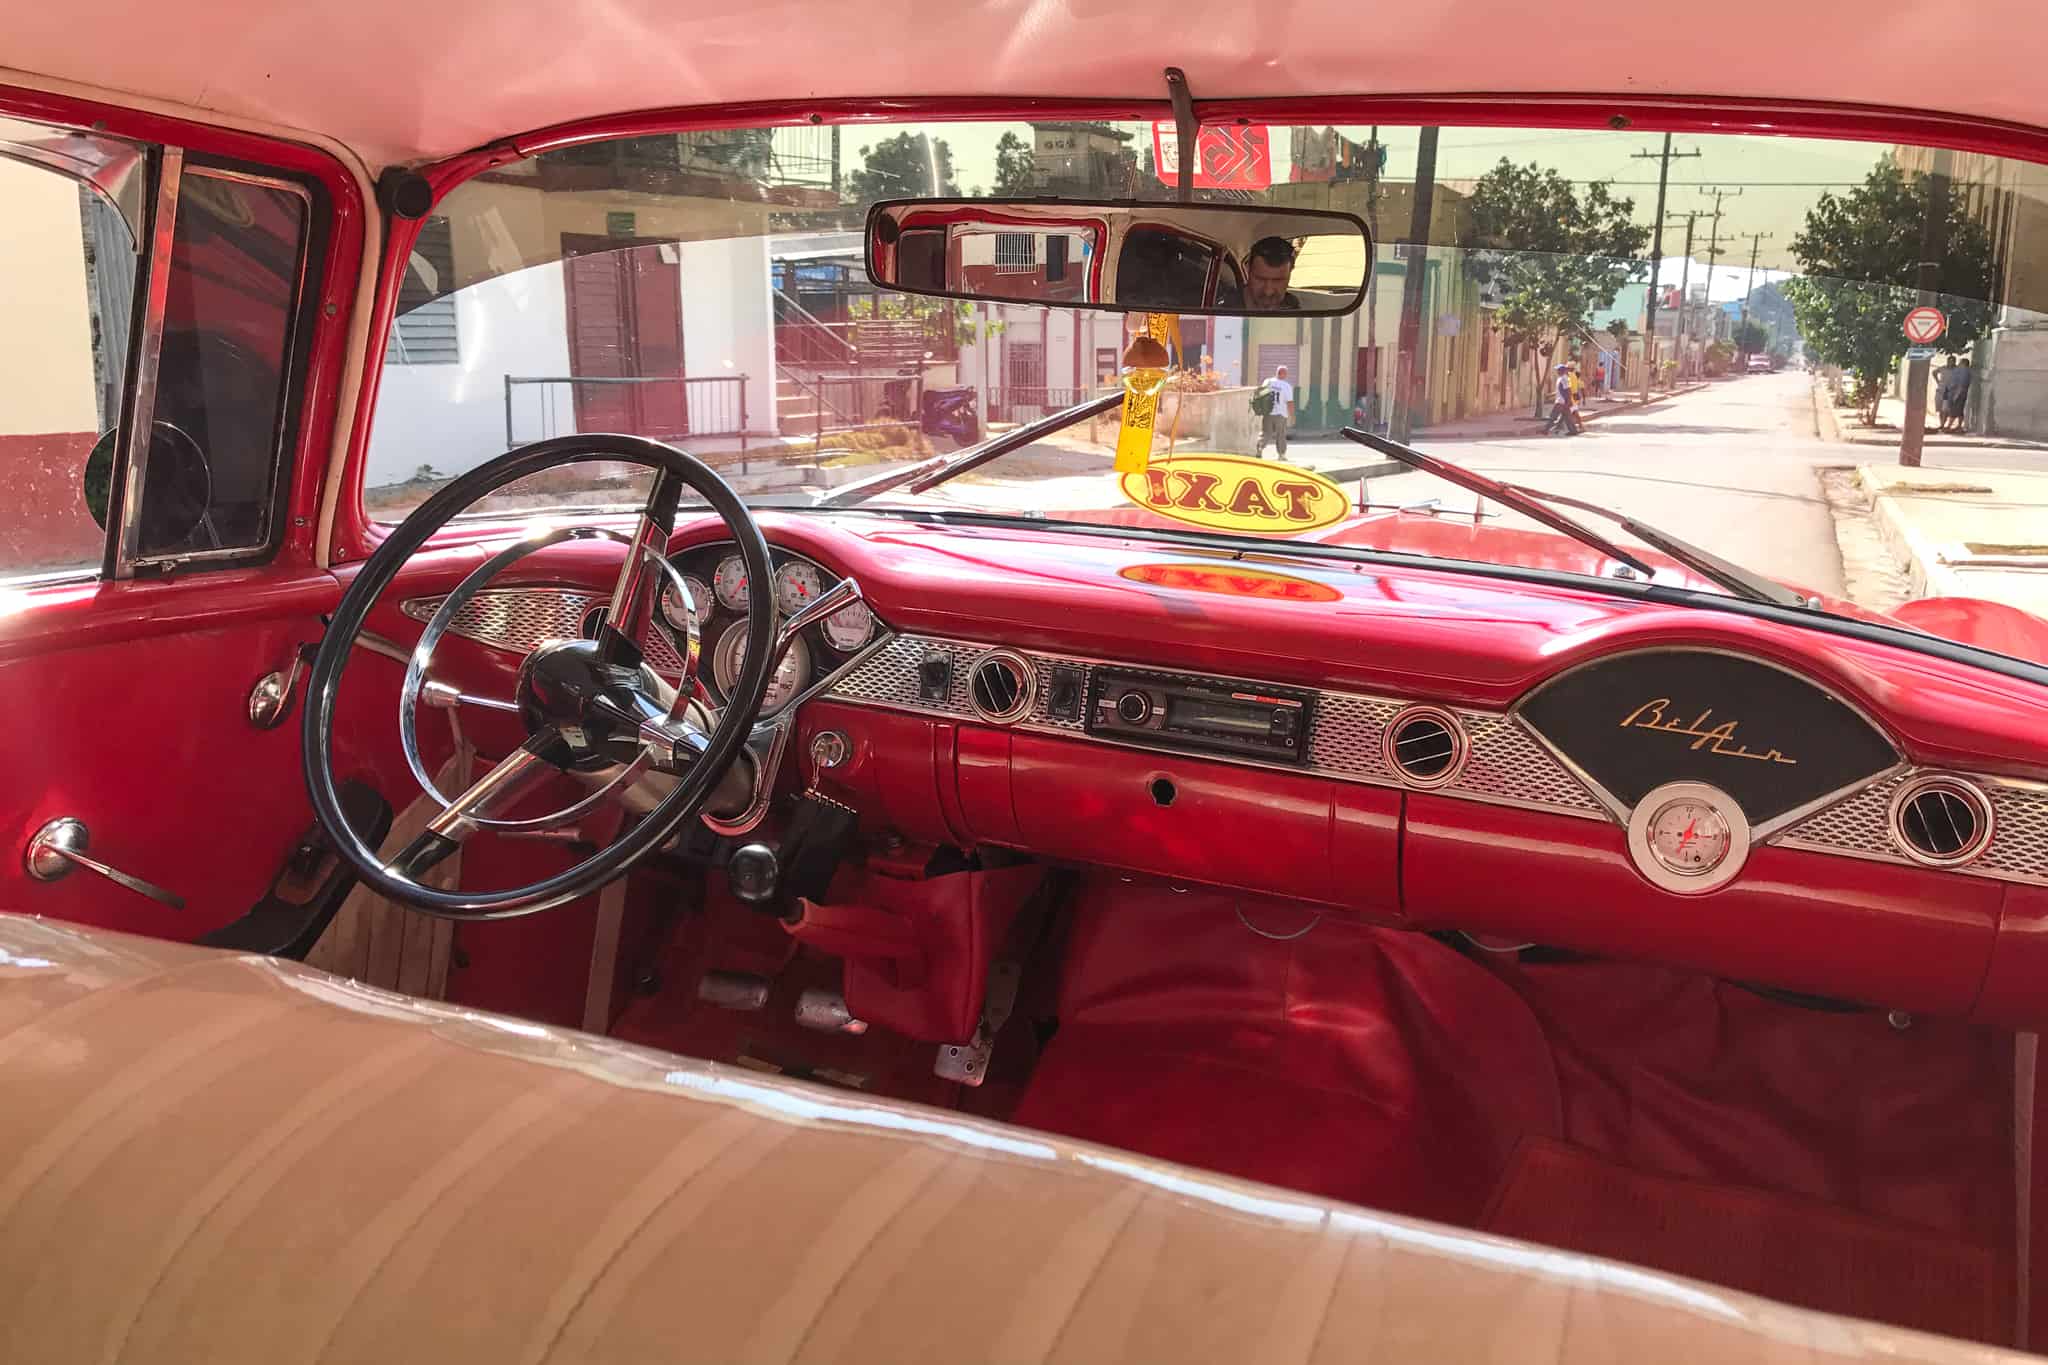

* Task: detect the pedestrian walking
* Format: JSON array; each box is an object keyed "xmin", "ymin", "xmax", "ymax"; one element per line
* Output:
[
  {"xmin": 1252, "ymin": 365, "xmax": 1295, "ymax": 459},
  {"xmin": 1949, "ymin": 359, "xmax": 1973, "ymax": 432},
  {"xmin": 1545, "ymin": 363, "xmax": 1581, "ymax": 436}
]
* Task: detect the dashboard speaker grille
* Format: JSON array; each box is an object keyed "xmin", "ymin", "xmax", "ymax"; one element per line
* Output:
[
  {"xmin": 1385, "ymin": 706, "xmax": 1467, "ymax": 787},
  {"xmin": 1891, "ymin": 777, "xmax": 1993, "ymax": 866},
  {"xmin": 967, "ymin": 652, "xmax": 1035, "ymax": 724}
]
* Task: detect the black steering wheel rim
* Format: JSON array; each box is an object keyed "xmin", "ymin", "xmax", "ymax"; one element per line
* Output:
[{"xmin": 303, "ymin": 433, "xmax": 777, "ymax": 918}]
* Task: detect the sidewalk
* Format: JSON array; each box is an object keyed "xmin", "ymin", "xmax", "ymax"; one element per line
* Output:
[
  {"xmin": 1856, "ymin": 463, "xmax": 2048, "ymax": 617},
  {"xmin": 1812, "ymin": 383, "xmax": 2048, "ymax": 455},
  {"xmin": 1384, "ymin": 381, "xmax": 1716, "ymax": 442}
]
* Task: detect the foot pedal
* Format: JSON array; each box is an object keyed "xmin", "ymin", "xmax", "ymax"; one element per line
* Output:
[
  {"xmin": 198, "ymin": 781, "xmax": 392, "ymax": 960},
  {"xmin": 935, "ymin": 959, "xmax": 1020, "ymax": 1087},
  {"xmin": 794, "ymin": 988, "xmax": 867, "ymax": 1035},
  {"xmin": 696, "ymin": 970, "xmax": 771, "ymax": 1011}
]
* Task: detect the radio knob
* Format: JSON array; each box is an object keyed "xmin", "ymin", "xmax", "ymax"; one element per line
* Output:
[{"xmin": 1116, "ymin": 690, "xmax": 1153, "ymax": 725}]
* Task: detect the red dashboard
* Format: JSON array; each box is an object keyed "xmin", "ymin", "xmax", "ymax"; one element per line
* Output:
[{"xmin": 379, "ymin": 509, "xmax": 2048, "ymax": 1030}]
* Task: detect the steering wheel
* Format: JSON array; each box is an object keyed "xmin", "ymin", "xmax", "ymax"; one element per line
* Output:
[{"xmin": 302, "ymin": 434, "xmax": 778, "ymax": 919}]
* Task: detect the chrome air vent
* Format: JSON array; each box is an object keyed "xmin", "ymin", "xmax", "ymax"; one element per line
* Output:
[
  {"xmin": 967, "ymin": 651, "xmax": 1035, "ymax": 724},
  {"xmin": 1384, "ymin": 705, "xmax": 1468, "ymax": 787},
  {"xmin": 1889, "ymin": 775, "xmax": 1994, "ymax": 867}
]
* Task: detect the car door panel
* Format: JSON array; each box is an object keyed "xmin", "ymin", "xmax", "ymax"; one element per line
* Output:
[{"xmin": 0, "ymin": 573, "xmax": 337, "ymax": 934}]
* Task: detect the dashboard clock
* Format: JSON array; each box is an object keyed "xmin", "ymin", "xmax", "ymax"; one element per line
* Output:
[{"xmin": 1626, "ymin": 780, "xmax": 1751, "ymax": 895}]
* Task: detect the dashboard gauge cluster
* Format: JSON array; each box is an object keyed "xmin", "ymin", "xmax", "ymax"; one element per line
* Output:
[{"xmin": 662, "ymin": 544, "xmax": 877, "ymax": 715}]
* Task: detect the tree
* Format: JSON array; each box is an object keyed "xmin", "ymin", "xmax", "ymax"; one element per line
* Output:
[
  {"xmin": 1732, "ymin": 320, "xmax": 1768, "ymax": 355},
  {"xmin": 1458, "ymin": 160, "xmax": 1652, "ymax": 414},
  {"xmin": 848, "ymin": 133, "xmax": 959, "ymax": 205},
  {"xmin": 992, "ymin": 131, "xmax": 1035, "ymax": 196},
  {"xmin": 1781, "ymin": 158, "xmax": 1995, "ymax": 424}
]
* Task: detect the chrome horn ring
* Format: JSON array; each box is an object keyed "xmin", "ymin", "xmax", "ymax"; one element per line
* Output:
[{"xmin": 398, "ymin": 524, "xmax": 702, "ymax": 833}]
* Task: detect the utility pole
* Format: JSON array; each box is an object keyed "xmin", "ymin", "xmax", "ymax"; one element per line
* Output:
[
  {"xmin": 1631, "ymin": 136, "xmax": 1701, "ymax": 399},
  {"xmin": 1665, "ymin": 210, "xmax": 1701, "ymax": 376},
  {"xmin": 1737, "ymin": 231, "xmax": 1774, "ymax": 324},
  {"xmin": 1698, "ymin": 187, "xmax": 1741, "ymax": 340},
  {"xmin": 1391, "ymin": 126, "xmax": 1438, "ymax": 443},
  {"xmin": 1901, "ymin": 148, "xmax": 1953, "ymax": 467}
]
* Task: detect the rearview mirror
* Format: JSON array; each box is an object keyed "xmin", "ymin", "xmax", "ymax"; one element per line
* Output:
[{"xmin": 866, "ymin": 199, "xmax": 1370, "ymax": 318}]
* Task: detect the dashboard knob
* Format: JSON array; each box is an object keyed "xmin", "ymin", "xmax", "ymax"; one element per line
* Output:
[
  {"xmin": 809, "ymin": 730, "xmax": 850, "ymax": 772},
  {"xmin": 1116, "ymin": 690, "xmax": 1153, "ymax": 725},
  {"xmin": 727, "ymin": 843, "xmax": 780, "ymax": 907}
]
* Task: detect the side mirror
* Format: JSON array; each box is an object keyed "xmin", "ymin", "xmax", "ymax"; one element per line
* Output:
[
  {"xmin": 867, "ymin": 198, "xmax": 1370, "ymax": 318},
  {"xmin": 83, "ymin": 421, "xmax": 214, "ymax": 549}
]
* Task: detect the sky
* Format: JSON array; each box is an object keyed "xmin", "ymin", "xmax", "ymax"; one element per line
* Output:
[{"xmin": 838, "ymin": 120, "xmax": 1897, "ymax": 285}]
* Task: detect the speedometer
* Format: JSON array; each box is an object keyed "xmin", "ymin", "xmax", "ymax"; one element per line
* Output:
[
  {"xmin": 712, "ymin": 555, "xmax": 750, "ymax": 611},
  {"xmin": 711, "ymin": 622, "xmax": 809, "ymax": 713}
]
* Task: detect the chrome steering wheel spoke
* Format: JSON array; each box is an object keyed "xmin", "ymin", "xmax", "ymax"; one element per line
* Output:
[{"xmin": 596, "ymin": 468, "xmax": 688, "ymax": 670}]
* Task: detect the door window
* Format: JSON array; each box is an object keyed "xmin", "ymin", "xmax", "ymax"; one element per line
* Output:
[
  {"xmin": 0, "ymin": 154, "xmax": 135, "ymax": 579},
  {"xmin": 0, "ymin": 123, "xmax": 315, "ymax": 581},
  {"xmin": 135, "ymin": 166, "xmax": 312, "ymax": 565}
]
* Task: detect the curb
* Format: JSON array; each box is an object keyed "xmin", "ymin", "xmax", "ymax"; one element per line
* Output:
[{"xmin": 1857, "ymin": 467, "xmax": 1943, "ymax": 598}]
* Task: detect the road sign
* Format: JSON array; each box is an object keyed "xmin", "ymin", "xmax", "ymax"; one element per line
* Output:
[
  {"xmin": 1903, "ymin": 306, "xmax": 1947, "ymax": 344},
  {"xmin": 1151, "ymin": 124, "xmax": 1272, "ymax": 191},
  {"xmin": 1905, "ymin": 346, "xmax": 1936, "ymax": 360}
]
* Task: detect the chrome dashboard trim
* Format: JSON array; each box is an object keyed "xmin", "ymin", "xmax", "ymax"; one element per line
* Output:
[
  {"xmin": 823, "ymin": 631, "xmax": 2048, "ymax": 887},
  {"xmin": 1380, "ymin": 705, "xmax": 1471, "ymax": 789},
  {"xmin": 1774, "ymin": 768, "xmax": 2048, "ymax": 886},
  {"xmin": 398, "ymin": 547, "xmax": 882, "ymax": 719},
  {"xmin": 392, "ymin": 584, "xmax": 2048, "ymax": 888},
  {"xmin": 820, "ymin": 631, "xmax": 1609, "ymax": 822},
  {"xmin": 1885, "ymin": 773, "xmax": 1996, "ymax": 869}
]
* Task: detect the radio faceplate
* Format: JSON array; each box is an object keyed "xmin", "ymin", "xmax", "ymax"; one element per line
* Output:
[{"xmin": 1086, "ymin": 668, "xmax": 1314, "ymax": 763}]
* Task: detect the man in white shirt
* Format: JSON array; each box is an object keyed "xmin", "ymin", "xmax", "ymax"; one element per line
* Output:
[{"xmin": 1255, "ymin": 365, "xmax": 1296, "ymax": 459}]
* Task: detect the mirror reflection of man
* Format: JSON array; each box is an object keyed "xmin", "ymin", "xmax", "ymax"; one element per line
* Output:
[{"xmin": 1244, "ymin": 236, "xmax": 1301, "ymax": 310}]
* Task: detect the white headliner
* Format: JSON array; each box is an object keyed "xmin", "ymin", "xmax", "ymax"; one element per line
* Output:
[{"xmin": 5, "ymin": 0, "xmax": 2045, "ymax": 169}]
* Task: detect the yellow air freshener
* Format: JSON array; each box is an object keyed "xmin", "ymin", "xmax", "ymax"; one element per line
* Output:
[{"xmin": 1114, "ymin": 320, "xmax": 1173, "ymax": 474}]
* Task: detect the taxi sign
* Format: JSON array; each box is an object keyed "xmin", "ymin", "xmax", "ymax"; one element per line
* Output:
[
  {"xmin": 1903, "ymin": 306, "xmax": 1947, "ymax": 344},
  {"xmin": 1120, "ymin": 453, "xmax": 1349, "ymax": 535}
]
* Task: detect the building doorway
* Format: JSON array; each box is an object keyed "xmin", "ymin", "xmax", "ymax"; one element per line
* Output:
[{"xmin": 562, "ymin": 234, "xmax": 687, "ymax": 439}]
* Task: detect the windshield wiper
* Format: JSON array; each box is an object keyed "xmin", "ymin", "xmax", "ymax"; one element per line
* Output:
[
  {"xmin": 819, "ymin": 391, "xmax": 1123, "ymax": 508},
  {"xmin": 1339, "ymin": 430, "xmax": 1804, "ymax": 608}
]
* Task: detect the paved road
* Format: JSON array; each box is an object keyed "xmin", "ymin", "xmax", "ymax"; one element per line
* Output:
[
  {"xmin": 1292, "ymin": 372, "xmax": 1850, "ymax": 596},
  {"xmin": 934, "ymin": 373, "xmax": 2044, "ymax": 603}
]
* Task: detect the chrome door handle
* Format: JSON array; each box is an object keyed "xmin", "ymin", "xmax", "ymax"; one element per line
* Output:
[{"xmin": 24, "ymin": 818, "xmax": 185, "ymax": 910}]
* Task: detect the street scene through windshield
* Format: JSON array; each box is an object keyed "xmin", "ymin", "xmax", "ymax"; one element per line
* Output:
[{"xmin": 369, "ymin": 120, "xmax": 2048, "ymax": 640}]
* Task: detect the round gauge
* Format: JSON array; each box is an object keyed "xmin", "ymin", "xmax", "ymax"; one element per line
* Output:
[
  {"xmin": 775, "ymin": 560, "xmax": 827, "ymax": 615},
  {"xmin": 1626, "ymin": 780, "xmax": 1751, "ymax": 895},
  {"xmin": 661, "ymin": 574, "xmax": 713, "ymax": 633},
  {"xmin": 712, "ymin": 555, "xmax": 750, "ymax": 612},
  {"xmin": 711, "ymin": 623, "xmax": 810, "ymax": 713},
  {"xmin": 1646, "ymin": 799, "xmax": 1732, "ymax": 877},
  {"xmin": 821, "ymin": 598, "xmax": 876, "ymax": 652}
]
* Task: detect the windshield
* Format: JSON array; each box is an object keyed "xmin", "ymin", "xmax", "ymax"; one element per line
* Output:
[{"xmin": 367, "ymin": 120, "xmax": 2048, "ymax": 659}]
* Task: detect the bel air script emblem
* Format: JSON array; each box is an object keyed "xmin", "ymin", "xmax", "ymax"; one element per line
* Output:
[{"xmin": 1619, "ymin": 698, "xmax": 1797, "ymax": 765}]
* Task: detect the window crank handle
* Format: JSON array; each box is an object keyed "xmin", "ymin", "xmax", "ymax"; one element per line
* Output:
[{"xmin": 23, "ymin": 818, "xmax": 185, "ymax": 910}]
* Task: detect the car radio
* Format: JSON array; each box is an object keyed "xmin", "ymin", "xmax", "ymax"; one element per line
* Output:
[{"xmin": 1086, "ymin": 669, "xmax": 1314, "ymax": 763}]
